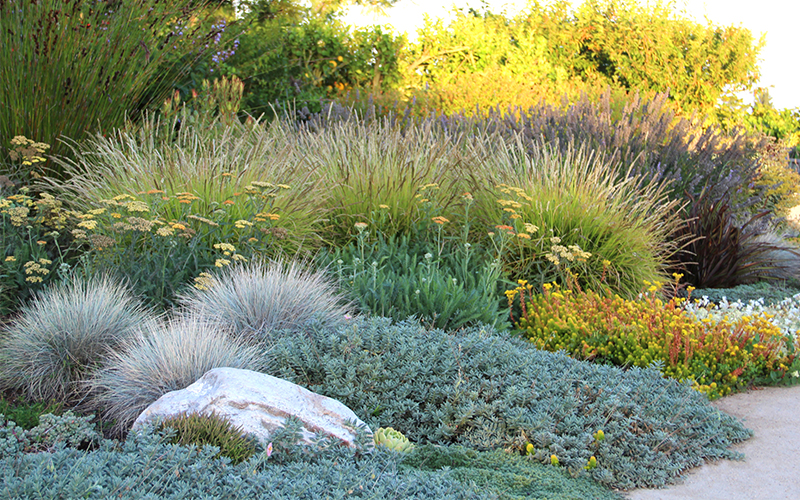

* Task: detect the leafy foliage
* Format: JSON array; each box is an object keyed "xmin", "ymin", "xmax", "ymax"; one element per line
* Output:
[
  {"xmin": 511, "ymin": 281, "xmax": 800, "ymax": 398},
  {"xmin": 158, "ymin": 411, "xmax": 258, "ymax": 465},
  {"xmin": 221, "ymin": 14, "xmax": 403, "ymax": 117},
  {"xmin": 405, "ymin": 444, "xmax": 622, "ymax": 500},
  {"xmin": 399, "ymin": 0, "xmax": 762, "ymax": 117},
  {"xmin": 690, "ymin": 281, "xmax": 800, "ymax": 307},
  {"xmin": 1, "ymin": 411, "xmax": 100, "ymax": 457},
  {"xmin": 0, "ymin": 425, "xmax": 484, "ymax": 499},
  {"xmin": 321, "ymin": 221, "xmax": 508, "ymax": 332},
  {"xmin": 265, "ymin": 316, "xmax": 752, "ymax": 489}
]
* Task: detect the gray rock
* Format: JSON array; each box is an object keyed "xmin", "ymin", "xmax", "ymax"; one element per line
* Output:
[{"xmin": 132, "ymin": 367, "xmax": 369, "ymax": 447}]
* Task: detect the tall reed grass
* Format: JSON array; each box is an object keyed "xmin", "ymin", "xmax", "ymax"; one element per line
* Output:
[{"xmin": 0, "ymin": 0, "xmax": 225, "ymax": 177}]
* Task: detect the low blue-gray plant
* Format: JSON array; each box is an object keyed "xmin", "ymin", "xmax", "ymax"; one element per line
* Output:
[
  {"xmin": 87, "ymin": 313, "xmax": 269, "ymax": 434},
  {"xmin": 0, "ymin": 275, "xmax": 153, "ymax": 403},
  {"xmin": 179, "ymin": 258, "xmax": 354, "ymax": 343}
]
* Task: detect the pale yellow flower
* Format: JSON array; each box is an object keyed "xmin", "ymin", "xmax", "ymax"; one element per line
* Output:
[
  {"xmin": 214, "ymin": 243, "xmax": 236, "ymax": 253},
  {"xmin": 125, "ymin": 201, "xmax": 150, "ymax": 213}
]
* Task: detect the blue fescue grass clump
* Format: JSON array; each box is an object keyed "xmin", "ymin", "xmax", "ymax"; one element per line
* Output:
[
  {"xmin": 264, "ymin": 316, "xmax": 752, "ymax": 490},
  {"xmin": 88, "ymin": 313, "xmax": 270, "ymax": 435},
  {"xmin": 179, "ymin": 259, "xmax": 355, "ymax": 343},
  {"xmin": 0, "ymin": 276, "xmax": 153, "ymax": 403}
]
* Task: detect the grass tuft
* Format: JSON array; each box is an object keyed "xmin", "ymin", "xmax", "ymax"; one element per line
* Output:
[
  {"xmin": 0, "ymin": 276, "xmax": 151, "ymax": 403},
  {"xmin": 180, "ymin": 259, "xmax": 354, "ymax": 343},
  {"xmin": 88, "ymin": 313, "xmax": 269, "ymax": 435}
]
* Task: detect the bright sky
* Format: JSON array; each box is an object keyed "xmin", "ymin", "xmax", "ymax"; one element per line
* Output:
[{"xmin": 341, "ymin": 0, "xmax": 800, "ymax": 110}]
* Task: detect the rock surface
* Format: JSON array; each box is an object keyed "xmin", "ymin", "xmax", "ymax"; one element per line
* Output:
[{"xmin": 132, "ymin": 367, "xmax": 369, "ymax": 447}]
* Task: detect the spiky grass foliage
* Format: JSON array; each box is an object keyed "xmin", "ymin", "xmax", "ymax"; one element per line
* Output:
[
  {"xmin": 180, "ymin": 259, "xmax": 354, "ymax": 343},
  {"xmin": 0, "ymin": 0, "xmax": 225, "ymax": 177},
  {"xmin": 158, "ymin": 411, "xmax": 257, "ymax": 465},
  {"xmin": 88, "ymin": 314, "xmax": 269, "ymax": 434},
  {"xmin": 51, "ymin": 108, "xmax": 321, "ymax": 256},
  {"xmin": 300, "ymin": 117, "xmax": 471, "ymax": 245},
  {"xmin": 0, "ymin": 276, "xmax": 151, "ymax": 403},
  {"xmin": 469, "ymin": 140, "xmax": 681, "ymax": 296},
  {"xmin": 746, "ymin": 230, "xmax": 800, "ymax": 282},
  {"xmin": 669, "ymin": 190, "xmax": 796, "ymax": 288}
]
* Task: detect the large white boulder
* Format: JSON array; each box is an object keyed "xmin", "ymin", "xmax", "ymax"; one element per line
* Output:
[{"xmin": 132, "ymin": 367, "xmax": 369, "ymax": 447}]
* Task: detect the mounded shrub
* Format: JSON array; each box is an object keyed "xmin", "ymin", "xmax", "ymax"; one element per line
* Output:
[
  {"xmin": 179, "ymin": 259, "xmax": 354, "ymax": 343},
  {"xmin": 510, "ymin": 281, "xmax": 800, "ymax": 398},
  {"xmin": 0, "ymin": 276, "xmax": 152, "ymax": 403},
  {"xmin": 264, "ymin": 316, "xmax": 752, "ymax": 490},
  {"xmin": 87, "ymin": 314, "xmax": 269, "ymax": 434}
]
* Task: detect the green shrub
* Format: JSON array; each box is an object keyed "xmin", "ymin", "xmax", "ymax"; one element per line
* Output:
[
  {"xmin": 180, "ymin": 259, "xmax": 354, "ymax": 343},
  {"xmin": 88, "ymin": 314, "xmax": 269, "ymax": 434},
  {"xmin": 158, "ymin": 411, "xmax": 257, "ymax": 465},
  {"xmin": 510, "ymin": 280, "xmax": 800, "ymax": 398},
  {"xmin": 223, "ymin": 15, "xmax": 403, "ymax": 117},
  {"xmin": 0, "ymin": 276, "xmax": 151, "ymax": 403},
  {"xmin": 0, "ymin": 0, "xmax": 225, "ymax": 177},
  {"xmin": 265, "ymin": 316, "xmax": 752, "ymax": 489},
  {"xmin": 321, "ymin": 218, "xmax": 508, "ymax": 332}
]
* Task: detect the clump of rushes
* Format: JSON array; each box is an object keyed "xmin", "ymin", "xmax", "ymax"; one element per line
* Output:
[
  {"xmin": 0, "ymin": 276, "xmax": 152, "ymax": 404},
  {"xmin": 509, "ymin": 276, "xmax": 800, "ymax": 399},
  {"xmin": 179, "ymin": 259, "xmax": 354, "ymax": 344},
  {"xmin": 88, "ymin": 313, "xmax": 269, "ymax": 435},
  {"xmin": 0, "ymin": 0, "xmax": 228, "ymax": 177},
  {"xmin": 158, "ymin": 411, "xmax": 258, "ymax": 465}
]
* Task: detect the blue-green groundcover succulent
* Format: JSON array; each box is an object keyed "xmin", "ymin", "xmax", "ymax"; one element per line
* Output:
[{"xmin": 0, "ymin": 415, "xmax": 621, "ymax": 499}]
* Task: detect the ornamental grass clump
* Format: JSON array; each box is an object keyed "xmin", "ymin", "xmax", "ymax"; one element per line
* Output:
[
  {"xmin": 469, "ymin": 140, "xmax": 680, "ymax": 297},
  {"xmin": 88, "ymin": 314, "xmax": 268, "ymax": 434},
  {"xmin": 0, "ymin": 276, "xmax": 151, "ymax": 404},
  {"xmin": 510, "ymin": 278, "xmax": 800, "ymax": 398},
  {"xmin": 0, "ymin": 0, "xmax": 227, "ymax": 178},
  {"xmin": 157, "ymin": 411, "xmax": 258, "ymax": 465},
  {"xmin": 52, "ymin": 103, "xmax": 320, "ymax": 257},
  {"xmin": 179, "ymin": 259, "xmax": 354, "ymax": 344}
]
